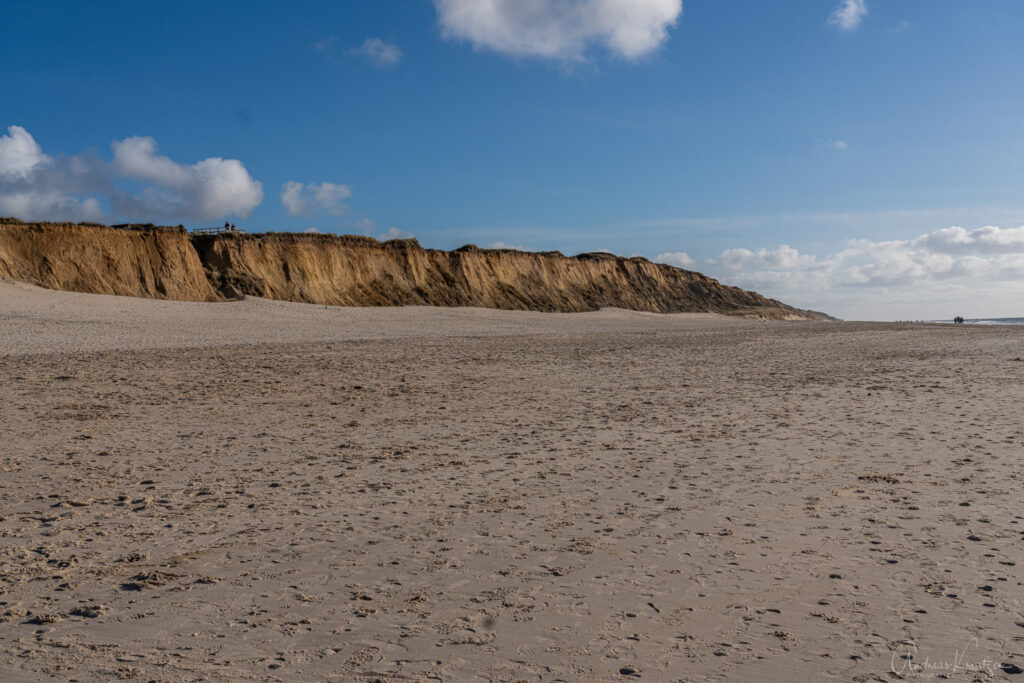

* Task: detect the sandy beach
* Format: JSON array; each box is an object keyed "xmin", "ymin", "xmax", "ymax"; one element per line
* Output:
[{"xmin": 1, "ymin": 280, "xmax": 1023, "ymax": 681}]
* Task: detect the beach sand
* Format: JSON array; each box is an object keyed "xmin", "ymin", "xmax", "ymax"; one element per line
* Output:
[{"xmin": 1, "ymin": 279, "xmax": 1022, "ymax": 680}]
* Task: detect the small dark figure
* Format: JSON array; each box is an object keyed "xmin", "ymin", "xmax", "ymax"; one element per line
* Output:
[
  {"xmin": 953, "ymin": 315, "xmax": 964, "ymax": 325},
  {"xmin": 224, "ymin": 221, "xmax": 229, "ymax": 229}
]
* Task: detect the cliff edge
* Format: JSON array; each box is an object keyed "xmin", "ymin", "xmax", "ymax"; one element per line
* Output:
[
  {"xmin": 0, "ymin": 220, "xmax": 218, "ymax": 302},
  {"xmin": 0, "ymin": 219, "xmax": 825, "ymax": 319}
]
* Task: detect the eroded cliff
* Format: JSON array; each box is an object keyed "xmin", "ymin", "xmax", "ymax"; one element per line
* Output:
[
  {"xmin": 0, "ymin": 220, "xmax": 218, "ymax": 301},
  {"xmin": 0, "ymin": 219, "xmax": 823, "ymax": 319},
  {"xmin": 194, "ymin": 232, "xmax": 815, "ymax": 318}
]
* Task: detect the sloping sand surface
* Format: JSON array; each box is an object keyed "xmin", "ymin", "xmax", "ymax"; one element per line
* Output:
[
  {"xmin": 1, "ymin": 280, "xmax": 1023, "ymax": 680},
  {"xmin": 0, "ymin": 280, "xmax": 741, "ymax": 355}
]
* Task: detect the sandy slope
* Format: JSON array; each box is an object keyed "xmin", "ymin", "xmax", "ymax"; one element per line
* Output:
[
  {"xmin": 0, "ymin": 279, "xmax": 742, "ymax": 355},
  {"xmin": 1, "ymin": 281, "xmax": 1023, "ymax": 681}
]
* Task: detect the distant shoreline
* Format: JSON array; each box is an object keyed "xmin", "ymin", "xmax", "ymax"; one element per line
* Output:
[{"xmin": 927, "ymin": 317, "xmax": 1024, "ymax": 325}]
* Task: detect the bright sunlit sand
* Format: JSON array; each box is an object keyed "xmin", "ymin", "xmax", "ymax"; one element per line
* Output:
[
  {"xmin": 5, "ymin": 0, "xmax": 1024, "ymax": 679},
  {"xmin": 1, "ymin": 285, "xmax": 1023, "ymax": 680}
]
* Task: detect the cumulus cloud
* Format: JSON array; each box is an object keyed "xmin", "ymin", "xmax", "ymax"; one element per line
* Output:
[
  {"xmin": 0, "ymin": 126, "xmax": 109, "ymax": 221},
  {"xmin": 347, "ymin": 38, "xmax": 403, "ymax": 68},
  {"xmin": 356, "ymin": 218, "xmax": 413, "ymax": 242},
  {"xmin": 719, "ymin": 245, "xmax": 816, "ymax": 271},
  {"xmin": 487, "ymin": 240, "xmax": 532, "ymax": 251},
  {"xmin": 0, "ymin": 125, "xmax": 263, "ymax": 223},
  {"xmin": 908, "ymin": 225, "xmax": 1024, "ymax": 255},
  {"xmin": 829, "ymin": 0, "xmax": 867, "ymax": 31},
  {"xmin": 702, "ymin": 224, "xmax": 1024, "ymax": 318},
  {"xmin": 380, "ymin": 226, "xmax": 414, "ymax": 241},
  {"xmin": 111, "ymin": 136, "xmax": 263, "ymax": 220},
  {"xmin": 0, "ymin": 138, "xmax": 102, "ymax": 221},
  {"xmin": 654, "ymin": 251, "xmax": 695, "ymax": 268},
  {"xmin": 433, "ymin": 0, "xmax": 683, "ymax": 62},
  {"xmin": 281, "ymin": 181, "xmax": 352, "ymax": 216},
  {"xmin": 0, "ymin": 125, "xmax": 47, "ymax": 179}
]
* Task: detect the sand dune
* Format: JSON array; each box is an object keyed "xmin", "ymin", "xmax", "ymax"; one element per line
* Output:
[{"xmin": 0, "ymin": 284, "xmax": 1022, "ymax": 680}]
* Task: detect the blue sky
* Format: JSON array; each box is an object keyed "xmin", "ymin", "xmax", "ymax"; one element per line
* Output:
[{"xmin": 3, "ymin": 0, "xmax": 1024, "ymax": 319}]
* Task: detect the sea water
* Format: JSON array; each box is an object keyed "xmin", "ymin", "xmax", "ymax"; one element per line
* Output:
[
  {"xmin": 921, "ymin": 317, "xmax": 1024, "ymax": 325},
  {"xmin": 959, "ymin": 317, "xmax": 1024, "ymax": 325}
]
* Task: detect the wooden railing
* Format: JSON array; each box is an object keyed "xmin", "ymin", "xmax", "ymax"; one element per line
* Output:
[{"xmin": 190, "ymin": 227, "xmax": 248, "ymax": 235}]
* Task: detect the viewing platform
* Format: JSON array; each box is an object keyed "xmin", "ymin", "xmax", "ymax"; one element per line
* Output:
[{"xmin": 190, "ymin": 225, "xmax": 247, "ymax": 236}]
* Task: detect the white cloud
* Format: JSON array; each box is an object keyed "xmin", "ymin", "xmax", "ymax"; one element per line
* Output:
[
  {"xmin": 888, "ymin": 19, "xmax": 912, "ymax": 34},
  {"xmin": 0, "ymin": 125, "xmax": 263, "ymax": 223},
  {"xmin": 654, "ymin": 251, "xmax": 694, "ymax": 268},
  {"xmin": 487, "ymin": 240, "xmax": 531, "ymax": 251},
  {"xmin": 381, "ymin": 226, "xmax": 414, "ymax": 241},
  {"xmin": 830, "ymin": 139, "xmax": 848, "ymax": 151},
  {"xmin": 281, "ymin": 182, "xmax": 306, "ymax": 216},
  {"xmin": 110, "ymin": 136, "xmax": 263, "ymax": 221},
  {"xmin": 0, "ymin": 125, "xmax": 47, "ymax": 179},
  {"xmin": 281, "ymin": 181, "xmax": 352, "ymax": 216},
  {"xmin": 0, "ymin": 128, "xmax": 106, "ymax": 221},
  {"xmin": 347, "ymin": 38, "xmax": 403, "ymax": 68},
  {"xmin": 112, "ymin": 136, "xmax": 193, "ymax": 187},
  {"xmin": 704, "ymin": 225, "xmax": 1024, "ymax": 319},
  {"xmin": 720, "ymin": 244, "xmax": 816, "ymax": 271},
  {"xmin": 829, "ymin": 0, "xmax": 867, "ymax": 31},
  {"xmin": 0, "ymin": 189, "xmax": 103, "ymax": 223},
  {"xmin": 908, "ymin": 225, "xmax": 1024, "ymax": 255},
  {"xmin": 355, "ymin": 220, "xmax": 413, "ymax": 242},
  {"xmin": 433, "ymin": 0, "xmax": 683, "ymax": 62},
  {"xmin": 313, "ymin": 36, "xmax": 339, "ymax": 54}
]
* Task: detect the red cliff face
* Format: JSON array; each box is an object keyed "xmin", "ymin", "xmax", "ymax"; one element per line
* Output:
[
  {"xmin": 194, "ymin": 232, "xmax": 817, "ymax": 318},
  {"xmin": 0, "ymin": 220, "xmax": 824, "ymax": 319},
  {"xmin": 0, "ymin": 220, "xmax": 218, "ymax": 301}
]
